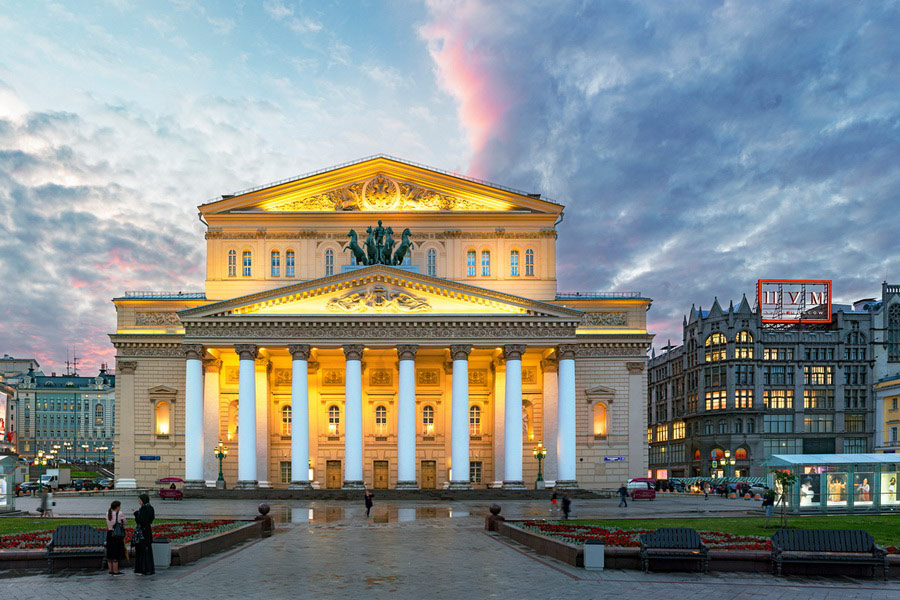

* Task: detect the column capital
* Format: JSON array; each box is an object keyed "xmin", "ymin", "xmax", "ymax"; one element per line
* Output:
[
  {"xmin": 502, "ymin": 344, "xmax": 526, "ymax": 361},
  {"xmin": 117, "ymin": 360, "xmax": 137, "ymax": 375},
  {"xmin": 288, "ymin": 344, "xmax": 311, "ymax": 360},
  {"xmin": 449, "ymin": 345, "xmax": 472, "ymax": 361},
  {"xmin": 183, "ymin": 344, "xmax": 205, "ymax": 360},
  {"xmin": 626, "ymin": 361, "xmax": 646, "ymax": 374},
  {"xmin": 541, "ymin": 358, "xmax": 558, "ymax": 372},
  {"xmin": 343, "ymin": 344, "xmax": 364, "ymax": 361},
  {"xmin": 557, "ymin": 344, "xmax": 579, "ymax": 360},
  {"xmin": 307, "ymin": 360, "xmax": 320, "ymax": 374},
  {"xmin": 202, "ymin": 358, "xmax": 223, "ymax": 372},
  {"xmin": 397, "ymin": 345, "xmax": 419, "ymax": 361},
  {"xmin": 234, "ymin": 344, "xmax": 259, "ymax": 361}
]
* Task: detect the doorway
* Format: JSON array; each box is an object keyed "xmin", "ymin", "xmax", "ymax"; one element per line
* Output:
[
  {"xmin": 421, "ymin": 460, "xmax": 436, "ymax": 489},
  {"xmin": 326, "ymin": 460, "xmax": 342, "ymax": 489},
  {"xmin": 374, "ymin": 460, "xmax": 389, "ymax": 489}
]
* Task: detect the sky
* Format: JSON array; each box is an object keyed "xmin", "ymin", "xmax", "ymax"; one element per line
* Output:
[{"xmin": 1, "ymin": 0, "xmax": 898, "ymax": 374}]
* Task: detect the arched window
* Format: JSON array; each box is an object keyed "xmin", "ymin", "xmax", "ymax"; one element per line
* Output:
[
  {"xmin": 710, "ymin": 448, "xmax": 724, "ymax": 459},
  {"xmin": 422, "ymin": 405, "xmax": 435, "ymax": 435},
  {"xmin": 271, "ymin": 250, "xmax": 281, "ymax": 277},
  {"xmin": 155, "ymin": 402, "xmax": 170, "ymax": 436},
  {"xmin": 888, "ymin": 304, "xmax": 900, "ymax": 362},
  {"xmin": 735, "ymin": 330, "xmax": 754, "ymax": 359},
  {"xmin": 427, "ymin": 249, "xmax": 437, "ymax": 276},
  {"xmin": 735, "ymin": 447, "xmax": 748, "ymax": 460},
  {"xmin": 592, "ymin": 403, "xmax": 607, "ymax": 437},
  {"xmin": 746, "ymin": 418, "xmax": 755, "ymax": 434},
  {"xmin": 374, "ymin": 405, "xmax": 388, "ymax": 436},
  {"xmin": 734, "ymin": 419, "xmax": 743, "ymax": 434},
  {"xmin": 705, "ymin": 333, "xmax": 726, "ymax": 362},
  {"xmin": 718, "ymin": 419, "xmax": 727, "ymax": 434},
  {"xmin": 95, "ymin": 404, "xmax": 103, "ymax": 425},
  {"xmin": 481, "ymin": 250, "xmax": 491, "ymax": 276},
  {"xmin": 281, "ymin": 405, "xmax": 292, "ymax": 436},
  {"xmin": 242, "ymin": 250, "xmax": 252, "ymax": 277},
  {"xmin": 510, "ymin": 250, "xmax": 520, "ymax": 276},
  {"xmin": 525, "ymin": 249, "xmax": 534, "ymax": 276},
  {"xmin": 285, "ymin": 249, "xmax": 295, "ymax": 277},
  {"xmin": 704, "ymin": 420, "xmax": 713, "ymax": 435},
  {"xmin": 227, "ymin": 249, "xmax": 237, "ymax": 277},
  {"xmin": 466, "ymin": 250, "xmax": 476, "ymax": 276},
  {"xmin": 469, "ymin": 405, "xmax": 481, "ymax": 435},
  {"xmin": 325, "ymin": 249, "xmax": 334, "ymax": 276},
  {"xmin": 328, "ymin": 405, "xmax": 340, "ymax": 435}
]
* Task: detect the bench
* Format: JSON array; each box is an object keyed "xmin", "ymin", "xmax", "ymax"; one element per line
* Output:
[
  {"xmin": 46, "ymin": 525, "xmax": 107, "ymax": 571},
  {"xmin": 639, "ymin": 528, "xmax": 709, "ymax": 573},
  {"xmin": 771, "ymin": 529, "xmax": 888, "ymax": 579}
]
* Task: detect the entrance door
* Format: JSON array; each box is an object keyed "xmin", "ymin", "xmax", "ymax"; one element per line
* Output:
[
  {"xmin": 374, "ymin": 460, "xmax": 389, "ymax": 489},
  {"xmin": 421, "ymin": 460, "xmax": 436, "ymax": 489},
  {"xmin": 326, "ymin": 460, "xmax": 342, "ymax": 489}
]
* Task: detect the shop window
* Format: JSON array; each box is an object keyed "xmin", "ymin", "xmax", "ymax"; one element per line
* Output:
[{"xmin": 735, "ymin": 447, "xmax": 748, "ymax": 460}]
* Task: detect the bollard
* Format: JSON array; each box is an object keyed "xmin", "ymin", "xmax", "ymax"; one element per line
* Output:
[{"xmin": 584, "ymin": 539, "xmax": 605, "ymax": 570}]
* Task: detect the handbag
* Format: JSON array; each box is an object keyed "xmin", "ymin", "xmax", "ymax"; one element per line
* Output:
[
  {"xmin": 132, "ymin": 524, "xmax": 144, "ymax": 545},
  {"xmin": 111, "ymin": 512, "xmax": 126, "ymax": 539}
]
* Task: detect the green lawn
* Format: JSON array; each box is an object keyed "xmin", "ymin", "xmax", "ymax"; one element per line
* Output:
[
  {"xmin": 0, "ymin": 517, "xmax": 184, "ymax": 536},
  {"xmin": 571, "ymin": 515, "xmax": 900, "ymax": 547}
]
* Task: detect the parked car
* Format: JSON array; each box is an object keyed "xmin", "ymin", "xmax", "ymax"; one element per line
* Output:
[
  {"xmin": 94, "ymin": 477, "xmax": 113, "ymax": 489},
  {"xmin": 749, "ymin": 483, "xmax": 767, "ymax": 496},
  {"xmin": 19, "ymin": 481, "xmax": 41, "ymax": 493},
  {"xmin": 72, "ymin": 478, "xmax": 100, "ymax": 491},
  {"xmin": 627, "ymin": 478, "xmax": 657, "ymax": 500}
]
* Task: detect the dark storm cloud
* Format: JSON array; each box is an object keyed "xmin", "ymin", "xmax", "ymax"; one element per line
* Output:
[{"xmin": 424, "ymin": 0, "xmax": 900, "ymax": 347}]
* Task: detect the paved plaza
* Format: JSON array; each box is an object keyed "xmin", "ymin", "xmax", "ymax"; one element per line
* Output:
[{"xmin": 2, "ymin": 495, "xmax": 899, "ymax": 599}]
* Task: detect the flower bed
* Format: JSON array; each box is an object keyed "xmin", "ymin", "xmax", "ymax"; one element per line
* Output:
[{"xmin": 0, "ymin": 520, "xmax": 240, "ymax": 550}]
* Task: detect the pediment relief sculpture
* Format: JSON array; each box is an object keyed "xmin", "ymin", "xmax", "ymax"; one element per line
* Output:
[
  {"xmin": 268, "ymin": 174, "xmax": 498, "ymax": 212},
  {"xmin": 326, "ymin": 285, "xmax": 430, "ymax": 314}
]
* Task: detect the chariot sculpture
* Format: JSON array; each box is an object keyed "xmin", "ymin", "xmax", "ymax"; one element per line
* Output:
[{"xmin": 345, "ymin": 221, "xmax": 414, "ymax": 266}]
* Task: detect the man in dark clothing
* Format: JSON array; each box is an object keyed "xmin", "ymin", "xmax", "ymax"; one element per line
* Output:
[
  {"xmin": 617, "ymin": 484, "xmax": 628, "ymax": 507},
  {"xmin": 561, "ymin": 493, "xmax": 571, "ymax": 519},
  {"xmin": 364, "ymin": 489, "xmax": 374, "ymax": 517},
  {"xmin": 762, "ymin": 487, "xmax": 777, "ymax": 527}
]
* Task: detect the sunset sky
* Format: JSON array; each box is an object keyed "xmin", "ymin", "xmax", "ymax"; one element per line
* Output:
[{"xmin": 1, "ymin": 1, "xmax": 898, "ymax": 374}]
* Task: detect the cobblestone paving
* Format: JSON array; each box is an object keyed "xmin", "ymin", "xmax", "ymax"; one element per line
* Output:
[{"xmin": 2, "ymin": 497, "xmax": 899, "ymax": 599}]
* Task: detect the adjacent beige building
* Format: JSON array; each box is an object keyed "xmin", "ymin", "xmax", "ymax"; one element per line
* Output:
[{"xmin": 110, "ymin": 156, "xmax": 652, "ymax": 490}]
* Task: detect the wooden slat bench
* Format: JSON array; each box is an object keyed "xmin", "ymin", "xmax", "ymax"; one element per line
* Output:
[
  {"xmin": 46, "ymin": 525, "xmax": 107, "ymax": 571},
  {"xmin": 639, "ymin": 528, "xmax": 709, "ymax": 573},
  {"xmin": 771, "ymin": 529, "xmax": 889, "ymax": 580}
]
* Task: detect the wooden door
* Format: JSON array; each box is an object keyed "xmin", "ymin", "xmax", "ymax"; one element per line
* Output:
[
  {"xmin": 421, "ymin": 460, "xmax": 436, "ymax": 489},
  {"xmin": 326, "ymin": 460, "xmax": 342, "ymax": 489},
  {"xmin": 374, "ymin": 460, "xmax": 389, "ymax": 489}
]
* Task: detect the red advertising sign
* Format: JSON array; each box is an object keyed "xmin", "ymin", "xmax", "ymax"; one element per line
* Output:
[{"xmin": 757, "ymin": 280, "xmax": 832, "ymax": 323}]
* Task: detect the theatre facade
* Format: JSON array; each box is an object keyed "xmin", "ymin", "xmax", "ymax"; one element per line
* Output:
[{"xmin": 110, "ymin": 156, "xmax": 652, "ymax": 490}]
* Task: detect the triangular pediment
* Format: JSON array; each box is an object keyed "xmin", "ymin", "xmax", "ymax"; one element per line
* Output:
[
  {"xmin": 179, "ymin": 266, "xmax": 582, "ymax": 320},
  {"xmin": 199, "ymin": 155, "xmax": 562, "ymax": 215}
]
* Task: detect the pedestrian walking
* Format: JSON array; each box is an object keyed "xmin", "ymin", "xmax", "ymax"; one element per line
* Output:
[
  {"xmin": 617, "ymin": 483, "xmax": 628, "ymax": 508},
  {"xmin": 561, "ymin": 493, "xmax": 571, "ymax": 520},
  {"xmin": 39, "ymin": 491, "xmax": 54, "ymax": 518},
  {"xmin": 132, "ymin": 493, "xmax": 155, "ymax": 575},
  {"xmin": 106, "ymin": 500, "xmax": 126, "ymax": 575},
  {"xmin": 550, "ymin": 491, "xmax": 558, "ymax": 516},
  {"xmin": 762, "ymin": 486, "xmax": 777, "ymax": 528},
  {"xmin": 364, "ymin": 489, "xmax": 374, "ymax": 517},
  {"xmin": 703, "ymin": 483, "xmax": 709, "ymax": 501}
]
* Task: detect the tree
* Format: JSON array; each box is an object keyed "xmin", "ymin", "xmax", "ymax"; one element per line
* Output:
[{"xmin": 771, "ymin": 469, "xmax": 798, "ymax": 528}]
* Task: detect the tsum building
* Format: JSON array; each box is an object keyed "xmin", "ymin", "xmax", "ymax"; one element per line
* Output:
[{"xmin": 110, "ymin": 156, "xmax": 652, "ymax": 491}]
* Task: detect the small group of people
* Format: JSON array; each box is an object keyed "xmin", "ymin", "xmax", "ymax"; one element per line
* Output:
[
  {"xmin": 549, "ymin": 492, "xmax": 572, "ymax": 518},
  {"xmin": 103, "ymin": 493, "xmax": 156, "ymax": 576}
]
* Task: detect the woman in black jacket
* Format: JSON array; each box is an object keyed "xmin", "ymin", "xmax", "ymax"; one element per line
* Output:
[{"xmin": 133, "ymin": 493, "xmax": 155, "ymax": 575}]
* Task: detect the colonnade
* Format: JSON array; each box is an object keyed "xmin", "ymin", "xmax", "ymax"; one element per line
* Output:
[{"xmin": 182, "ymin": 343, "xmax": 579, "ymax": 489}]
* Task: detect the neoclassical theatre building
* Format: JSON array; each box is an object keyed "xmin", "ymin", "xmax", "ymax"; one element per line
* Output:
[{"xmin": 111, "ymin": 156, "xmax": 652, "ymax": 490}]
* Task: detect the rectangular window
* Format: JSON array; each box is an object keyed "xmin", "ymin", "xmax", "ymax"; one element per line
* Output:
[
  {"xmin": 804, "ymin": 414, "xmax": 834, "ymax": 433},
  {"xmin": 764, "ymin": 414, "xmax": 793, "ymax": 433},
  {"xmin": 669, "ymin": 443, "xmax": 685, "ymax": 463},
  {"xmin": 686, "ymin": 394, "xmax": 698, "ymax": 414},
  {"xmin": 803, "ymin": 365, "xmax": 834, "ymax": 386},
  {"xmin": 426, "ymin": 250, "xmax": 437, "ymax": 277},
  {"xmin": 844, "ymin": 414, "xmax": 866, "ymax": 432},
  {"xmin": 481, "ymin": 250, "xmax": 490, "ymax": 277},
  {"xmin": 804, "ymin": 347, "xmax": 834, "ymax": 361},
  {"xmin": 763, "ymin": 389, "xmax": 793, "ymax": 409},
  {"xmin": 734, "ymin": 389, "xmax": 753, "ymax": 409},
  {"xmin": 656, "ymin": 424, "xmax": 668, "ymax": 442},
  {"xmin": 845, "ymin": 388, "xmax": 867, "ymax": 409},
  {"xmin": 286, "ymin": 250, "xmax": 295, "ymax": 277},
  {"xmin": 803, "ymin": 389, "xmax": 834, "ymax": 410},
  {"xmin": 271, "ymin": 251, "xmax": 281, "ymax": 277},
  {"xmin": 704, "ymin": 390, "xmax": 726, "ymax": 411},
  {"xmin": 704, "ymin": 366, "xmax": 727, "ymax": 388},
  {"xmin": 734, "ymin": 365, "xmax": 754, "ymax": 385},
  {"xmin": 466, "ymin": 250, "xmax": 476, "ymax": 276},
  {"xmin": 510, "ymin": 250, "xmax": 519, "ymax": 276},
  {"xmin": 280, "ymin": 461, "xmax": 291, "ymax": 484},
  {"xmin": 227, "ymin": 251, "xmax": 236, "ymax": 277},
  {"xmin": 673, "ymin": 421, "xmax": 685, "ymax": 439},
  {"xmin": 469, "ymin": 461, "xmax": 483, "ymax": 484},
  {"xmin": 763, "ymin": 347, "xmax": 794, "ymax": 360},
  {"xmin": 242, "ymin": 251, "xmax": 252, "ymax": 277},
  {"xmin": 764, "ymin": 438, "xmax": 802, "ymax": 455},
  {"xmin": 843, "ymin": 438, "xmax": 867, "ymax": 453},
  {"xmin": 525, "ymin": 249, "xmax": 534, "ymax": 276},
  {"xmin": 844, "ymin": 365, "xmax": 867, "ymax": 385},
  {"xmin": 763, "ymin": 365, "xmax": 793, "ymax": 386}
]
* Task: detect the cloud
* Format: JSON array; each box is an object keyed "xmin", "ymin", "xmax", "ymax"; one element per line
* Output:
[{"xmin": 422, "ymin": 0, "xmax": 900, "ymax": 348}]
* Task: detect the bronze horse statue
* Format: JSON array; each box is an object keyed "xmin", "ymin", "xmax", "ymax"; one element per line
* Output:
[
  {"xmin": 345, "ymin": 230, "xmax": 368, "ymax": 265},
  {"xmin": 364, "ymin": 226, "xmax": 378, "ymax": 265},
  {"xmin": 380, "ymin": 227, "xmax": 395, "ymax": 265},
  {"xmin": 393, "ymin": 228, "xmax": 414, "ymax": 265}
]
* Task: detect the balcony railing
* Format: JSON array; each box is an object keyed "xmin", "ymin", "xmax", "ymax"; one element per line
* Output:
[{"xmin": 556, "ymin": 291, "xmax": 643, "ymax": 299}]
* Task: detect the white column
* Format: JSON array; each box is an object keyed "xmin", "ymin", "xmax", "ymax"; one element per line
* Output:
[
  {"xmin": 202, "ymin": 359, "xmax": 221, "ymax": 487},
  {"xmin": 627, "ymin": 361, "xmax": 648, "ymax": 480},
  {"xmin": 114, "ymin": 361, "xmax": 137, "ymax": 489},
  {"xmin": 491, "ymin": 358, "xmax": 506, "ymax": 486},
  {"xmin": 183, "ymin": 345, "xmax": 205, "ymax": 488},
  {"xmin": 396, "ymin": 345, "xmax": 419, "ymax": 489},
  {"xmin": 556, "ymin": 344, "xmax": 578, "ymax": 488},
  {"xmin": 255, "ymin": 358, "xmax": 271, "ymax": 488},
  {"xmin": 503, "ymin": 345, "xmax": 526, "ymax": 489},
  {"xmin": 449, "ymin": 345, "xmax": 472, "ymax": 489},
  {"xmin": 541, "ymin": 358, "xmax": 559, "ymax": 485},
  {"xmin": 235, "ymin": 344, "xmax": 258, "ymax": 489},
  {"xmin": 288, "ymin": 345, "xmax": 311, "ymax": 489},
  {"xmin": 343, "ymin": 344, "xmax": 365, "ymax": 489}
]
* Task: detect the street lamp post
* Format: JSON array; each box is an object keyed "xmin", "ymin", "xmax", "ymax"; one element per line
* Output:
[
  {"xmin": 81, "ymin": 443, "xmax": 89, "ymax": 464},
  {"xmin": 63, "ymin": 442, "xmax": 72, "ymax": 463},
  {"xmin": 36, "ymin": 451, "xmax": 47, "ymax": 493},
  {"xmin": 532, "ymin": 442, "xmax": 546, "ymax": 489},
  {"xmin": 96, "ymin": 445, "xmax": 108, "ymax": 465},
  {"xmin": 214, "ymin": 440, "xmax": 228, "ymax": 490}
]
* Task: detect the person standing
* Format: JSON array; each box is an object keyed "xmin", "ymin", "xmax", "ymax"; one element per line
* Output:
[
  {"xmin": 617, "ymin": 483, "xmax": 628, "ymax": 508},
  {"xmin": 550, "ymin": 491, "xmax": 558, "ymax": 516},
  {"xmin": 703, "ymin": 483, "xmax": 709, "ymax": 501},
  {"xmin": 39, "ymin": 491, "xmax": 55, "ymax": 518},
  {"xmin": 105, "ymin": 500, "xmax": 126, "ymax": 575},
  {"xmin": 364, "ymin": 489, "xmax": 374, "ymax": 518},
  {"xmin": 561, "ymin": 493, "xmax": 571, "ymax": 520},
  {"xmin": 133, "ymin": 493, "xmax": 155, "ymax": 575},
  {"xmin": 762, "ymin": 486, "xmax": 776, "ymax": 528}
]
